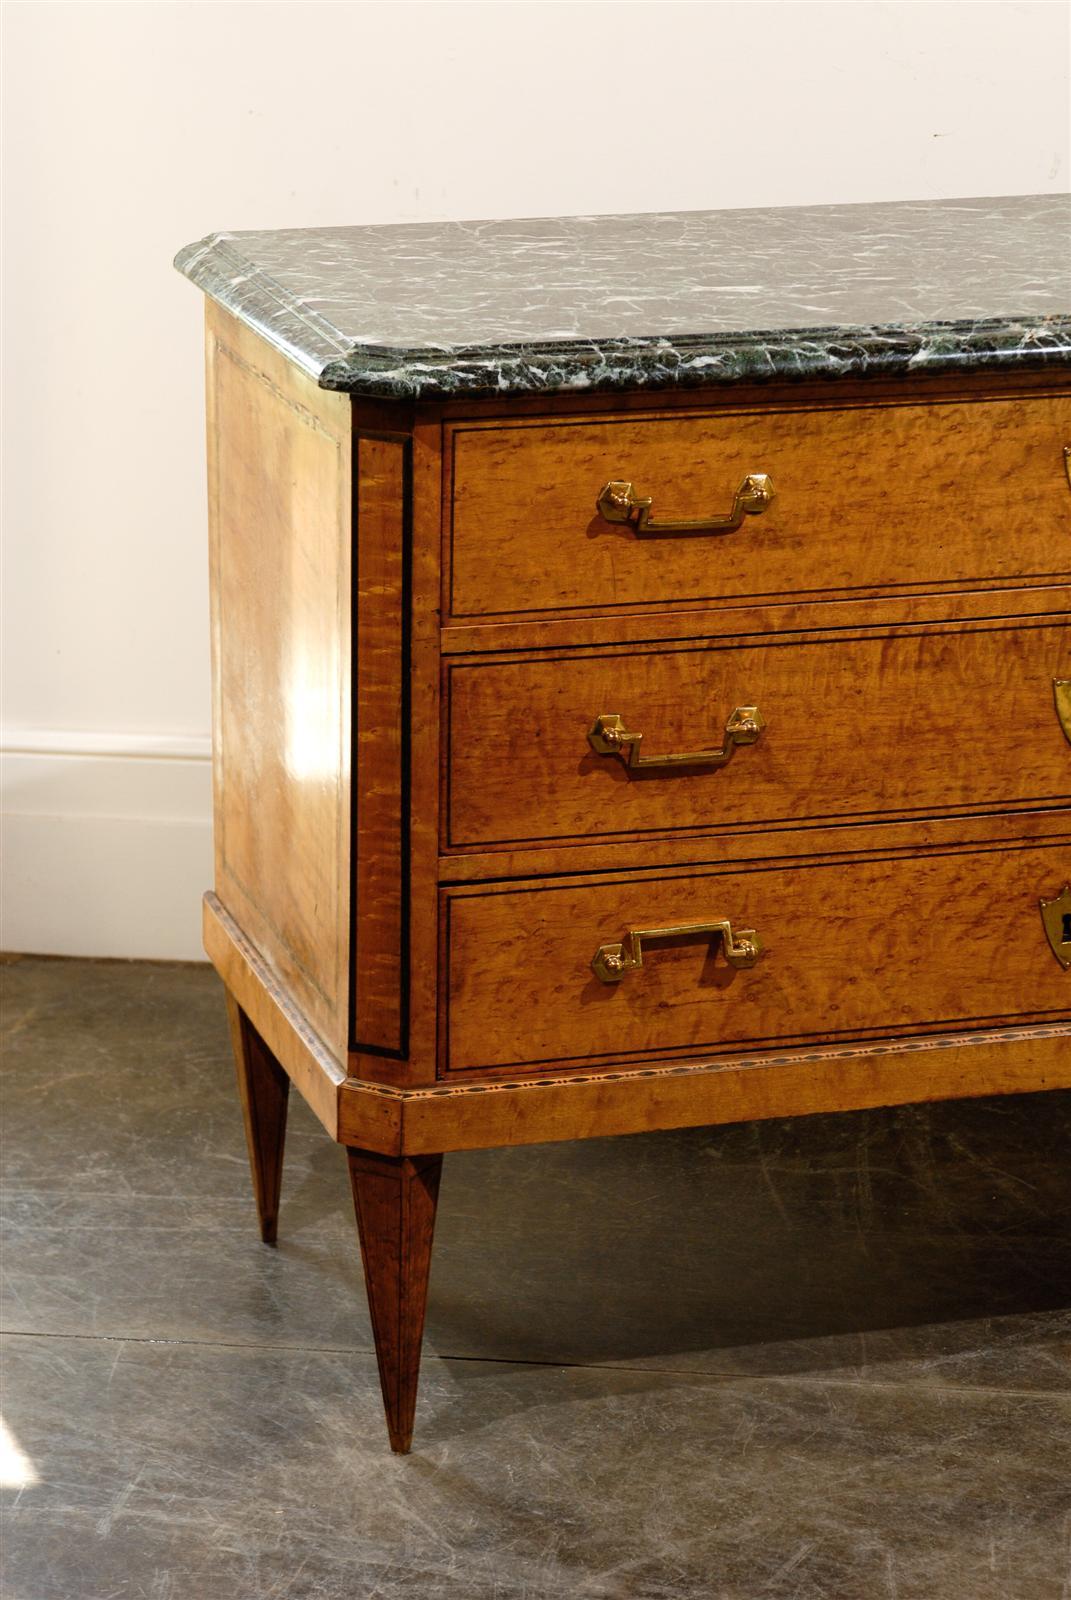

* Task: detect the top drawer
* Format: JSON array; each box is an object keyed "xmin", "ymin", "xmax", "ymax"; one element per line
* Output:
[{"xmin": 446, "ymin": 395, "xmax": 1071, "ymax": 620}]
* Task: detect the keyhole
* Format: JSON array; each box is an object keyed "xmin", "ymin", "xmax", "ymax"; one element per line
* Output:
[{"xmin": 1062, "ymin": 912, "xmax": 1071, "ymax": 945}]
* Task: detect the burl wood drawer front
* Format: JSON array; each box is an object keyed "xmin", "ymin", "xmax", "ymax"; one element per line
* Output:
[
  {"xmin": 442, "ymin": 840, "xmax": 1071, "ymax": 1073},
  {"xmin": 445, "ymin": 621, "xmax": 1071, "ymax": 850},
  {"xmin": 446, "ymin": 395, "xmax": 1071, "ymax": 619}
]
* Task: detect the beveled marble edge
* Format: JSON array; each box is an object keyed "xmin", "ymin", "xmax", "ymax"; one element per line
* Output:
[
  {"xmin": 176, "ymin": 231, "xmax": 354, "ymax": 380},
  {"xmin": 311, "ymin": 320, "xmax": 1068, "ymax": 400},
  {"xmin": 175, "ymin": 223, "xmax": 1071, "ymax": 401}
]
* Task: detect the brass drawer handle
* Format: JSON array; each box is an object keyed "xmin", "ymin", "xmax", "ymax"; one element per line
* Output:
[
  {"xmin": 593, "ymin": 919, "xmax": 762, "ymax": 984},
  {"xmin": 1055, "ymin": 679, "xmax": 1071, "ymax": 745},
  {"xmin": 589, "ymin": 706, "xmax": 765, "ymax": 771},
  {"xmin": 596, "ymin": 472, "xmax": 774, "ymax": 536}
]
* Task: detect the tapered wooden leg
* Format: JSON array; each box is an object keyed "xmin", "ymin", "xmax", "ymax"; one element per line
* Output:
[
  {"xmin": 347, "ymin": 1148, "xmax": 443, "ymax": 1454},
  {"xmin": 225, "ymin": 993, "xmax": 290, "ymax": 1244}
]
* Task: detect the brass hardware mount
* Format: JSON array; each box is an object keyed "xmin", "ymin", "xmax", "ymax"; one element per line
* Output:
[
  {"xmin": 596, "ymin": 473, "xmax": 775, "ymax": 536},
  {"xmin": 588, "ymin": 706, "xmax": 765, "ymax": 771},
  {"xmin": 1040, "ymin": 883, "xmax": 1071, "ymax": 971},
  {"xmin": 1055, "ymin": 679, "xmax": 1071, "ymax": 746},
  {"xmin": 592, "ymin": 919, "xmax": 762, "ymax": 984}
]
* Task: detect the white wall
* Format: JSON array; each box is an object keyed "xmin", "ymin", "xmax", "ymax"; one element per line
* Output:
[{"xmin": 2, "ymin": 0, "xmax": 1068, "ymax": 960}]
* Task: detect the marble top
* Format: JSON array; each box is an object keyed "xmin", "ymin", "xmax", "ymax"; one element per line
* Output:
[{"xmin": 175, "ymin": 194, "xmax": 1071, "ymax": 399}]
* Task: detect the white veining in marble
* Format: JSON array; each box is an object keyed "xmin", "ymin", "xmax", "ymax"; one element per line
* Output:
[{"xmin": 175, "ymin": 195, "xmax": 1071, "ymax": 398}]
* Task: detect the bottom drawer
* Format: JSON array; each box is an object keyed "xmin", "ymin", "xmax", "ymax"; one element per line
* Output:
[{"xmin": 442, "ymin": 839, "xmax": 1071, "ymax": 1073}]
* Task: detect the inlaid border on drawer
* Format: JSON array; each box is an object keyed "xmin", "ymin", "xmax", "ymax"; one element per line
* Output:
[
  {"xmin": 438, "ymin": 831, "xmax": 1071, "ymax": 1076},
  {"xmin": 442, "ymin": 615, "xmax": 1071, "ymax": 854},
  {"xmin": 443, "ymin": 389, "xmax": 1071, "ymax": 624}
]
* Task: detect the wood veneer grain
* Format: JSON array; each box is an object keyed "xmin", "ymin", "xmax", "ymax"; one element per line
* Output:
[
  {"xmin": 442, "ymin": 838, "xmax": 1071, "ymax": 1074},
  {"xmin": 205, "ymin": 883, "xmax": 1071, "ymax": 1157},
  {"xmin": 446, "ymin": 393, "xmax": 1071, "ymax": 620},
  {"xmin": 206, "ymin": 305, "xmax": 352, "ymax": 1059},
  {"xmin": 352, "ymin": 433, "xmax": 409, "ymax": 1059},
  {"xmin": 445, "ymin": 618, "xmax": 1071, "ymax": 851}
]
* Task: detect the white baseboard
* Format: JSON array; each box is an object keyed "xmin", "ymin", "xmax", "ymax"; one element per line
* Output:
[{"xmin": 1, "ymin": 734, "xmax": 213, "ymax": 961}]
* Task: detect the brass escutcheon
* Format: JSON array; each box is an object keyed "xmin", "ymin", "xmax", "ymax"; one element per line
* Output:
[
  {"xmin": 1040, "ymin": 884, "xmax": 1071, "ymax": 971},
  {"xmin": 1054, "ymin": 679, "xmax": 1071, "ymax": 746}
]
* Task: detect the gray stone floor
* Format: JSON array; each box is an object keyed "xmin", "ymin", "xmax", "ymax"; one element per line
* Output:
[{"xmin": 1, "ymin": 956, "xmax": 1069, "ymax": 1600}]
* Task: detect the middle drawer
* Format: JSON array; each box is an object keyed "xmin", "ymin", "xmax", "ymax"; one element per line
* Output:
[{"xmin": 444, "ymin": 620, "xmax": 1071, "ymax": 851}]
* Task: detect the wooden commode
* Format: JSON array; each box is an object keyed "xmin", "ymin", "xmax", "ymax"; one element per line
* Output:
[{"xmin": 176, "ymin": 196, "xmax": 1071, "ymax": 1452}]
